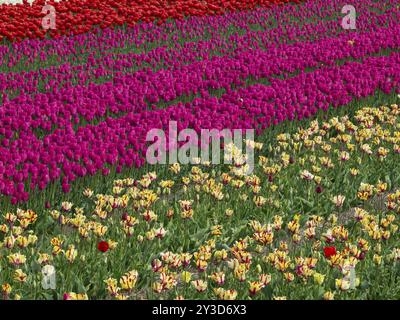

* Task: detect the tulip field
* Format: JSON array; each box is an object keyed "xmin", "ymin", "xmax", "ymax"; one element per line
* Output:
[{"xmin": 0, "ymin": 0, "xmax": 400, "ymax": 301}]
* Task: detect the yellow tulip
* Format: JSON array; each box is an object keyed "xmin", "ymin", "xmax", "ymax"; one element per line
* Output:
[
  {"xmin": 181, "ymin": 271, "xmax": 192, "ymax": 284},
  {"xmin": 313, "ymin": 273, "xmax": 325, "ymax": 286}
]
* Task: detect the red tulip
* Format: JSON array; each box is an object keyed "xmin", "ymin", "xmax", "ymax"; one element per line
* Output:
[
  {"xmin": 315, "ymin": 185, "xmax": 323, "ymax": 193},
  {"xmin": 97, "ymin": 241, "xmax": 109, "ymax": 253},
  {"xmin": 323, "ymin": 246, "xmax": 337, "ymax": 259}
]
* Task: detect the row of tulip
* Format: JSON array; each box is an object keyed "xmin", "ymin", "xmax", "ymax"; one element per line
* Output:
[
  {"xmin": 0, "ymin": 0, "xmax": 304, "ymax": 42},
  {"xmin": 1, "ymin": 50, "xmax": 399, "ymax": 203},
  {"xmin": 1, "ymin": 0, "xmax": 396, "ymax": 71},
  {"xmin": 2, "ymin": 1, "xmax": 398, "ymax": 101},
  {"xmin": 2, "ymin": 25, "xmax": 399, "ymax": 136}
]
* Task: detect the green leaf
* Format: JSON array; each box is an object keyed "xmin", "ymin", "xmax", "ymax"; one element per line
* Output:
[{"xmin": 262, "ymin": 285, "xmax": 273, "ymax": 300}]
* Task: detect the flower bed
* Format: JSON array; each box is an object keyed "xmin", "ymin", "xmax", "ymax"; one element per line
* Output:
[{"xmin": 0, "ymin": 0, "xmax": 399, "ymax": 203}]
